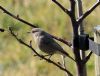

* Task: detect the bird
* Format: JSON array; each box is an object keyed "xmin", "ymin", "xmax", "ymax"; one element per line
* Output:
[{"xmin": 31, "ymin": 28, "xmax": 75, "ymax": 61}]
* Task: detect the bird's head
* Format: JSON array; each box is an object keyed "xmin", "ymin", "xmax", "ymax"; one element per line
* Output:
[
  {"xmin": 31, "ymin": 28, "xmax": 44, "ymax": 38},
  {"xmin": 32, "ymin": 28, "xmax": 42, "ymax": 33}
]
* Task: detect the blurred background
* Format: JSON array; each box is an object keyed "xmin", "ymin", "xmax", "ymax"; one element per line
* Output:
[{"xmin": 0, "ymin": 0, "xmax": 100, "ymax": 76}]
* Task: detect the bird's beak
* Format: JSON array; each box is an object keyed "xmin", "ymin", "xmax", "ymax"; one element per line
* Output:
[{"xmin": 27, "ymin": 32, "xmax": 31, "ymax": 34}]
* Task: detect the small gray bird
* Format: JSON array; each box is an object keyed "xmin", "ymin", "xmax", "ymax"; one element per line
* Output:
[{"xmin": 31, "ymin": 28, "xmax": 74, "ymax": 61}]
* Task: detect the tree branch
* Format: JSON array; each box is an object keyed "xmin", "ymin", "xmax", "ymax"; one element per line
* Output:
[
  {"xmin": 9, "ymin": 27, "xmax": 73, "ymax": 76},
  {"xmin": 82, "ymin": 51, "xmax": 93, "ymax": 64},
  {"xmin": 0, "ymin": 6, "xmax": 37, "ymax": 28},
  {"xmin": 51, "ymin": 35, "xmax": 72, "ymax": 47},
  {"xmin": 77, "ymin": 1, "xmax": 100, "ymax": 24},
  {"xmin": 52, "ymin": 0, "xmax": 76, "ymax": 21},
  {"xmin": 0, "ymin": 5, "xmax": 72, "ymax": 47},
  {"xmin": 52, "ymin": 0, "xmax": 71, "ymax": 16}
]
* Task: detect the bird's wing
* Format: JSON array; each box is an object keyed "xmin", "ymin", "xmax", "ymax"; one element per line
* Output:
[
  {"xmin": 43, "ymin": 35, "xmax": 64, "ymax": 52},
  {"xmin": 40, "ymin": 31, "xmax": 67, "ymax": 53}
]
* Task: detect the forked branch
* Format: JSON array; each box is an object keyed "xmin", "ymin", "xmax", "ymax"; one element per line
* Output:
[
  {"xmin": 52, "ymin": 0, "xmax": 71, "ymax": 16},
  {"xmin": 77, "ymin": 1, "xmax": 100, "ymax": 24},
  {"xmin": 52, "ymin": 0, "xmax": 76, "ymax": 20},
  {"xmin": 82, "ymin": 51, "xmax": 93, "ymax": 64}
]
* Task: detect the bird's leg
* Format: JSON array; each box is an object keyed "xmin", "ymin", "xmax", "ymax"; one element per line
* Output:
[
  {"xmin": 42, "ymin": 54, "xmax": 53, "ymax": 59},
  {"xmin": 34, "ymin": 54, "xmax": 53, "ymax": 60},
  {"xmin": 33, "ymin": 54, "xmax": 44, "ymax": 60},
  {"xmin": 34, "ymin": 54, "xmax": 50, "ymax": 57},
  {"xmin": 43, "ymin": 54, "xmax": 51, "ymax": 57},
  {"xmin": 47, "ymin": 54, "xmax": 53, "ymax": 59},
  {"xmin": 39, "ymin": 54, "xmax": 53, "ymax": 60}
]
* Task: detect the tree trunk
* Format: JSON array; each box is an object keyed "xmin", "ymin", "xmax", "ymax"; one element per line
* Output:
[
  {"xmin": 76, "ymin": 0, "xmax": 87, "ymax": 76},
  {"xmin": 72, "ymin": 21, "xmax": 85, "ymax": 76},
  {"xmin": 73, "ymin": 34, "xmax": 86, "ymax": 76}
]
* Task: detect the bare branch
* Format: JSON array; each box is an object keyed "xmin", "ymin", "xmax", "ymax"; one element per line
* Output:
[
  {"xmin": 51, "ymin": 35, "xmax": 72, "ymax": 47},
  {"xmin": 0, "ymin": 5, "xmax": 72, "ymax": 47},
  {"xmin": 52, "ymin": 0, "xmax": 76, "ymax": 20},
  {"xmin": 0, "ymin": 6, "xmax": 37, "ymax": 28},
  {"xmin": 77, "ymin": 1, "xmax": 100, "ymax": 24},
  {"xmin": 52, "ymin": 0, "xmax": 71, "ymax": 16},
  {"xmin": 9, "ymin": 27, "xmax": 73, "ymax": 76},
  {"xmin": 82, "ymin": 51, "xmax": 93, "ymax": 64}
]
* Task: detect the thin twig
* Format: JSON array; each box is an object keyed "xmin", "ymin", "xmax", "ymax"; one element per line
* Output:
[
  {"xmin": 0, "ymin": 5, "xmax": 72, "ymax": 47},
  {"xmin": 51, "ymin": 35, "xmax": 72, "ymax": 47},
  {"xmin": 77, "ymin": 1, "xmax": 100, "ymax": 24},
  {"xmin": 52, "ymin": 0, "xmax": 71, "ymax": 16},
  {"xmin": 0, "ymin": 6, "xmax": 37, "ymax": 28},
  {"xmin": 9, "ymin": 27, "xmax": 73, "ymax": 76},
  {"xmin": 52, "ymin": 0, "xmax": 76, "ymax": 20}
]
